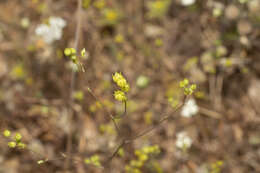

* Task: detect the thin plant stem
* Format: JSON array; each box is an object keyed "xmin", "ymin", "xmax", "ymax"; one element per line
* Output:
[
  {"xmin": 85, "ymin": 87, "xmax": 121, "ymax": 135},
  {"xmin": 64, "ymin": 0, "xmax": 82, "ymax": 170},
  {"xmin": 105, "ymin": 96, "xmax": 187, "ymax": 164}
]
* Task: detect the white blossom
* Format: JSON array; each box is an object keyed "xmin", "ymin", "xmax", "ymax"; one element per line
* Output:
[
  {"xmin": 35, "ymin": 17, "xmax": 66, "ymax": 44},
  {"xmin": 181, "ymin": 0, "xmax": 196, "ymax": 6},
  {"xmin": 181, "ymin": 98, "xmax": 198, "ymax": 117},
  {"xmin": 49, "ymin": 17, "xmax": 66, "ymax": 28},
  {"xmin": 176, "ymin": 131, "xmax": 192, "ymax": 150}
]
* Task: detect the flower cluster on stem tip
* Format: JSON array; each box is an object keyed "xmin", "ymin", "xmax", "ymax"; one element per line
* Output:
[
  {"xmin": 3, "ymin": 130, "xmax": 26, "ymax": 149},
  {"xmin": 210, "ymin": 160, "xmax": 223, "ymax": 173},
  {"xmin": 112, "ymin": 72, "xmax": 130, "ymax": 102},
  {"xmin": 114, "ymin": 90, "xmax": 127, "ymax": 102},
  {"xmin": 64, "ymin": 48, "xmax": 77, "ymax": 62},
  {"xmin": 64, "ymin": 48, "xmax": 86, "ymax": 72},
  {"xmin": 125, "ymin": 145, "xmax": 160, "ymax": 173},
  {"xmin": 84, "ymin": 154, "xmax": 101, "ymax": 167},
  {"xmin": 179, "ymin": 78, "xmax": 197, "ymax": 96}
]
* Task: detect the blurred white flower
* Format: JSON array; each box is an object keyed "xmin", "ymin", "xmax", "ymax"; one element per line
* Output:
[
  {"xmin": 35, "ymin": 17, "xmax": 66, "ymax": 44},
  {"xmin": 49, "ymin": 17, "xmax": 66, "ymax": 28},
  {"xmin": 176, "ymin": 131, "xmax": 192, "ymax": 150},
  {"xmin": 181, "ymin": 0, "xmax": 196, "ymax": 6},
  {"xmin": 181, "ymin": 98, "xmax": 198, "ymax": 117}
]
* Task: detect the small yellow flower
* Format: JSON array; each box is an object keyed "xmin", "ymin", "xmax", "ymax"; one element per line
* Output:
[
  {"xmin": 17, "ymin": 143, "xmax": 26, "ymax": 149},
  {"xmin": 64, "ymin": 48, "xmax": 72, "ymax": 56},
  {"xmin": 11, "ymin": 64, "xmax": 26, "ymax": 79},
  {"xmin": 114, "ymin": 90, "xmax": 127, "ymax": 102},
  {"xmin": 8, "ymin": 141, "xmax": 16, "ymax": 148},
  {"xmin": 102, "ymin": 8, "xmax": 120, "ymax": 25},
  {"xmin": 112, "ymin": 72, "xmax": 123, "ymax": 83},
  {"xmin": 190, "ymin": 84, "xmax": 197, "ymax": 91},
  {"xmin": 147, "ymin": 0, "xmax": 171, "ymax": 19},
  {"xmin": 81, "ymin": 48, "xmax": 86, "ymax": 57},
  {"xmin": 3, "ymin": 130, "xmax": 11, "ymax": 137},
  {"xmin": 179, "ymin": 78, "xmax": 189, "ymax": 88},
  {"xmin": 64, "ymin": 48, "xmax": 76, "ymax": 56},
  {"xmin": 105, "ymin": 10, "xmax": 117, "ymax": 21},
  {"xmin": 115, "ymin": 34, "xmax": 124, "ymax": 43},
  {"xmin": 15, "ymin": 133, "xmax": 22, "ymax": 142},
  {"xmin": 112, "ymin": 72, "xmax": 130, "ymax": 92},
  {"xmin": 84, "ymin": 155, "xmax": 101, "ymax": 167},
  {"xmin": 94, "ymin": 0, "xmax": 105, "ymax": 9}
]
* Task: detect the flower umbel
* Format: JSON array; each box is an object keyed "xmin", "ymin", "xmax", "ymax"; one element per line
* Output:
[
  {"xmin": 64, "ymin": 48, "xmax": 86, "ymax": 72},
  {"xmin": 112, "ymin": 72, "xmax": 130, "ymax": 92},
  {"xmin": 114, "ymin": 90, "xmax": 127, "ymax": 102},
  {"xmin": 125, "ymin": 145, "xmax": 160, "ymax": 173},
  {"xmin": 112, "ymin": 72, "xmax": 130, "ymax": 102},
  {"xmin": 3, "ymin": 130, "xmax": 26, "ymax": 149},
  {"xmin": 179, "ymin": 78, "xmax": 197, "ymax": 95},
  {"xmin": 84, "ymin": 155, "xmax": 101, "ymax": 167}
]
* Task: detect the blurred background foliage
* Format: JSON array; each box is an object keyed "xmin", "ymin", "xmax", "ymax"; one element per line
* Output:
[{"xmin": 0, "ymin": 0, "xmax": 260, "ymax": 172}]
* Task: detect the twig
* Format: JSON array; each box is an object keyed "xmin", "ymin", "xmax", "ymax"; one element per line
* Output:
[
  {"xmin": 85, "ymin": 87, "xmax": 123, "ymax": 135},
  {"xmin": 106, "ymin": 140, "xmax": 126, "ymax": 163},
  {"xmin": 113, "ymin": 101, "xmax": 127, "ymax": 119},
  {"xmin": 129, "ymin": 100, "xmax": 185, "ymax": 141},
  {"xmin": 64, "ymin": 0, "xmax": 82, "ymax": 170},
  {"xmin": 215, "ymin": 73, "xmax": 223, "ymax": 110},
  {"xmin": 105, "ymin": 96, "xmax": 187, "ymax": 164},
  {"xmin": 209, "ymin": 74, "xmax": 216, "ymax": 107},
  {"xmin": 199, "ymin": 106, "xmax": 222, "ymax": 119}
]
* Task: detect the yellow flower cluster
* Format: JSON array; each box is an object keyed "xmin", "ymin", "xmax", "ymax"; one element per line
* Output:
[
  {"xmin": 114, "ymin": 90, "xmax": 127, "ymax": 102},
  {"xmin": 64, "ymin": 48, "xmax": 77, "ymax": 62},
  {"xmin": 179, "ymin": 78, "xmax": 197, "ymax": 96},
  {"xmin": 125, "ymin": 145, "xmax": 160, "ymax": 173},
  {"xmin": 102, "ymin": 8, "xmax": 120, "ymax": 25},
  {"xmin": 84, "ymin": 155, "xmax": 101, "ymax": 167},
  {"xmin": 112, "ymin": 72, "xmax": 130, "ymax": 92},
  {"xmin": 64, "ymin": 48, "xmax": 86, "ymax": 72},
  {"xmin": 210, "ymin": 160, "xmax": 223, "ymax": 173},
  {"xmin": 147, "ymin": 0, "xmax": 171, "ymax": 19},
  {"xmin": 112, "ymin": 72, "xmax": 130, "ymax": 102},
  {"xmin": 3, "ymin": 130, "xmax": 26, "ymax": 149}
]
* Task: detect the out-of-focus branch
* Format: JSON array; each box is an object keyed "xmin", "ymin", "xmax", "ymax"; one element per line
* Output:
[
  {"xmin": 64, "ymin": 0, "xmax": 83, "ymax": 170},
  {"xmin": 105, "ymin": 96, "xmax": 187, "ymax": 164}
]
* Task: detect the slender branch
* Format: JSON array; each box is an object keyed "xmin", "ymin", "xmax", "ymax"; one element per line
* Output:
[
  {"xmin": 85, "ymin": 87, "xmax": 123, "ymax": 135},
  {"xmin": 64, "ymin": 0, "xmax": 82, "ymax": 170},
  {"xmin": 106, "ymin": 140, "xmax": 126, "ymax": 163},
  {"xmin": 114, "ymin": 101, "xmax": 127, "ymax": 119},
  {"xmin": 129, "ymin": 99, "xmax": 186, "ymax": 142},
  {"xmin": 105, "ymin": 96, "xmax": 187, "ymax": 164}
]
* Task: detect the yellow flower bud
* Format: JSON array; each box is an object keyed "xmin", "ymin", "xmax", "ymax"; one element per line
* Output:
[
  {"xmin": 3, "ymin": 130, "xmax": 11, "ymax": 137},
  {"xmin": 114, "ymin": 90, "xmax": 127, "ymax": 102},
  {"xmin": 8, "ymin": 141, "xmax": 16, "ymax": 148}
]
